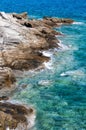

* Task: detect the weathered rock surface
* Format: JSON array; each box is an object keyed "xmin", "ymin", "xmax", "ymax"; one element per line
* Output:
[
  {"xmin": 0, "ymin": 96, "xmax": 9, "ymax": 101},
  {"xmin": 0, "ymin": 102, "xmax": 35, "ymax": 130},
  {"xmin": 13, "ymin": 12, "xmax": 28, "ymax": 19},
  {"xmin": 43, "ymin": 17, "xmax": 74, "ymax": 26},
  {"xmin": 0, "ymin": 12, "xmax": 73, "ymax": 91},
  {"xmin": 0, "ymin": 12, "xmax": 74, "ymax": 130},
  {"xmin": 0, "ymin": 67, "xmax": 16, "ymax": 89}
]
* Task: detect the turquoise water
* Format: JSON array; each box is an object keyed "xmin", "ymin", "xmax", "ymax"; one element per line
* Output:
[
  {"xmin": 0, "ymin": 0, "xmax": 86, "ymax": 129},
  {"xmin": 13, "ymin": 22, "xmax": 86, "ymax": 130}
]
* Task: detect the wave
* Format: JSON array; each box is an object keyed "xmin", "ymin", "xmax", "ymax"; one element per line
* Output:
[
  {"xmin": 57, "ymin": 40, "xmax": 78, "ymax": 51},
  {"xmin": 43, "ymin": 60, "xmax": 53, "ymax": 70},
  {"xmin": 42, "ymin": 50, "xmax": 54, "ymax": 70},
  {"xmin": 58, "ymin": 40, "xmax": 71, "ymax": 51},
  {"xmin": 73, "ymin": 22, "xmax": 85, "ymax": 25},
  {"xmin": 6, "ymin": 127, "xmax": 10, "ymax": 130},
  {"xmin": 38, "ymin": 80, "xmax": 52, "ymax": 86},
  {"xmin": 60, "ymin": 69, "xmax": 85, "ymax": 77},
  {"xmin": 42, "ymin": 50, "xmax": 53, "ymax": 57}
]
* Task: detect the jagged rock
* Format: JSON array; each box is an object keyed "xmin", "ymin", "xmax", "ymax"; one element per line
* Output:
[
  {"xmin": 10, "ymin": 55, "xmax": 49, "ymax": 70},
  {"xmin": 43, "ymin": 17, "xmax": 74, "ymax": 26},
  {"xmin": 0, "ymin": 67, "xmax": 16, "ymax": 90},
  {"xmin": 18, "ymin": 20, "xmax": 32, "ymax": 28},
  {"xmin": 0, "ymin": 12, "xmax": 74, "ymax": 130},
  {"xmin": 40, "ymin": 27, "xmax": 62, "ymax": 35},
  {"xmin": 61, "ymin": 18, "xmax": 74, "ymax": 24},
  {"xmin": 13, "ymin": 12, "xmax": 28, "ymax": 19},
  {"xmin": 0, "ymin": 12, "xmax": 74, "ymax": 91},
  {"xmin": 23, "ymin": 21, "xmax": 32, "ymax": 27},
  {"xmin": 0, "ymin": 102, "xmax": 35, "ymax": 130},
  {"xmin": 0, "ymin": 96, "xmax": 9, "ymax": 101}
]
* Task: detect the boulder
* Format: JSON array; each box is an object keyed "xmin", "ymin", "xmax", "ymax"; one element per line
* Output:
[{"xmin": 0, "ymin": 102, "xmax": 35, "ymax": 130}]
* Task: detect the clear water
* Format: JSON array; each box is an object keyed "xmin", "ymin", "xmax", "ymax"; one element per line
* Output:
[{"xmin": 0, "ymin": 0, "xmax": 86, "ymax": 130}]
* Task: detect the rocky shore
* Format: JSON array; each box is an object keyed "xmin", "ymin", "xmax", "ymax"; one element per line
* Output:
[{"xmin": 0, "ymin": 12, "xmax": 74, "ymax": 130}]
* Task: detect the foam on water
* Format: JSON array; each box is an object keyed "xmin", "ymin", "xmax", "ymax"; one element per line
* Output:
[
  {"xmin": 73, "ymin": 22, "xmax": 85, "ymax": 25},
  {"xmin": 26, "ymin": 114, "xmax": 36, "ymax": 129},
  {"xmin": 60, "ymin": 69, "xmax": 85, "ymax": 77},
  {"xmin": 58, "ymin": 41, "xmax": 70, "ymax": 51},
  {"xmin": 38, "ymin": 80, "xmax": 52, "ymax": 86},
  {"xmin": 43, "ymin": 61, "xmax": 53, "ymax": 70},
  {"xmin": 43, "ymin": 52, "xmax": 54, "ymax": 70},
  {"xmin": 4, "ymin": 0, "xmax": 86, "ymax": 129},
  {"xmin": 42, "ymin": 50, "xmax": 53, "ymax": 57}
]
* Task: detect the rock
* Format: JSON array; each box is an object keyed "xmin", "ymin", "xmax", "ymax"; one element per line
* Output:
[
  {"xmin": 0, "ymin": 102, "xmax": 35, "ymax": 130},
  {"xmin": 10, "ymin": 55, "xmax": 50, "ymax": 70},
  {"xmin": 19, "ymin": 20, "xmax": 32, "ymax": 28},
  {"xmin": 43, "ymin": 17, "xmax": 74, "ymax": 26},
  {"xmin": 23, "ymin": 21, "xmax": 32, "ymax": 28},
  {"xmin": 61, "ymin": 18, "xmax": 74, "ymax": 24},
  {"xmin": 0, "ymin": 96, "xmax": 9, "ymax": 101},
  {"xmin": 0, "ymin": 67, "xmax": 16, "ymax": 90},
  {"xmin": 13, "ymin": 12, "xmax": 28, "ymax": 19},
  {"xmin": 26, "ymin": 19, "xmax": 52, "ymax": 28},
  {"xmin": 0, "ymin": 12, "xmax": 74, "ymax": 92},
  {"xmin": 40, "ymin": 27, "xmax": 62, "ymax": 35},
  {"xmin": 0, "ymin": 12, "xmax": 74, "ymax": 129},
  {"xmin": 44, "ymin": 34, "xmax": 60, "ymax": 49}
]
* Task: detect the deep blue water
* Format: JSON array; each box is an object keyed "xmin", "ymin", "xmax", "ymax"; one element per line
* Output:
[
  {"xmin": 0, "ymin": 0, "xmax": 86, "ymax": 130},
  {"xmin": 0, "ymin": 0, "xmax": 86, "ymax": 20}
]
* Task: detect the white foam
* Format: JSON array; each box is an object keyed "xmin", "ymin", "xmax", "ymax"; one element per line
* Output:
[
  {"xmin": 60, "ymin": 70, "xmax": 85, "ymax": 77},
  {"xmin": 58, "ymin": 42, "xmax": 70, "ymax": 51},
  {"xmin": 58, "ymin": 40, "xmax": 78, "ymax": 51},
  {"xmin": 43, "ymin": 61, "xmax": 53, "ymax": 70},
  {"xmin": 73, "ymin": 22, "xmax": 84, "ymax": 25},
  {"xmin": 42, "ymin": 50, "xmax": 54, "ymax": 70},
  {"xmin": 60, "ymin": 72, "xmax": 68, "ymax": 77},
  {"xmin": 42, "ymin": 50, "xmax": 53, "ymax": 57},
  {"xmin": 26, "ymin": 114, "xmax": 36, "ymax": 129},
  {"xmin": 0, "ymin": 12, "xmax": 9, "ymax": 19},
  {"xmin": 60, "ymin": 71, "xmax": 75, "ymax": 77},
  {"xmin": 6, "ymin": 127, "xmax": 10, "ymax": 130},
  {"xmin": 38, "ymin": 80, "xmax": 52, "ymax": 86}
]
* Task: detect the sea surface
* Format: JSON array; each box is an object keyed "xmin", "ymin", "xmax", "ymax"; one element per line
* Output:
[{"xmin": 0, "ymin": 0, "xmax": 86, "ymax": 130}]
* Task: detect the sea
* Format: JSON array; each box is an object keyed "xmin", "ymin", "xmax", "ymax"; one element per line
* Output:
[{"xmin": 0, "ymin": 0, "xmax": 86, "ymax": 130}]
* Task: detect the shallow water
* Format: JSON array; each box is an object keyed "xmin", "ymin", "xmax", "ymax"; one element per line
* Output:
[
  {"xmin": 0, "ymin": 0, "xmax": 86, "ymax": 129},
  {"xmin": 12, "ymin": 23, "xmax": 86, "ymax": 130}
]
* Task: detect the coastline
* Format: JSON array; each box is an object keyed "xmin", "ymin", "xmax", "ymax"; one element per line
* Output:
[{"xmin": 0, "ymin": 12, "xmax": 74, "ymax": 130}]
